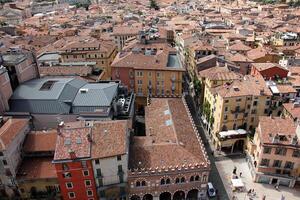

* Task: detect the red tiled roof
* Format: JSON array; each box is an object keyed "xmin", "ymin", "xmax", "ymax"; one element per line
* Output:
[
  {"xmin": 23, "ymin": 130, "xmax": 57, "ymax": 153},
  {"xmin": 91, "ymin": 120, "xmax": 128, "ymax": 159},
  {"xmin": 54, "ymin": 127, "xmax": 92, "ymax": 161},
  {"xmin": 129, "ymin": 98, "xmax": 208, "ymax": 170},
  {"xmin": 0, "ymin": 118, "xmax": 29, "ymax": 151},
  {"xmin": 258, "ymin": 116, "xmax": 297, "ymax": 145},
  {"xmin": 17, "ymin": 157, "xmax": 57, "ymax": 180}
]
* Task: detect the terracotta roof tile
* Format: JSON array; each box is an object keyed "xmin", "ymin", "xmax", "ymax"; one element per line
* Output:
[
  {"xmin": 129, "ymin": 98, "xmax": 208, "ymax": 170},
  {"xmin": 17, "ymin": 157, "xmax": 57, "ymax": 180},
  {"xmin": 91, "ymin": 120, "xmax": 128, "ymax": 159},
  {"xmin": 0, "ymin": 118, "xmax": 29, "ymax": 151},
  {"xmin": 23, "ymin": 130, "xmax": 57, "ymax": 153}
]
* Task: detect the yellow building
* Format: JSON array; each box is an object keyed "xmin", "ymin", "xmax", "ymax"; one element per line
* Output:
[
  {"xmin": 203, "ymin": 74, "xmax": 272, "ymax": 153},
  {"xmin": 17, "ymin": 157, "xmax": 60, "ymax": 199},
  {"xmin": 60, "ymin": 38, "xmax": 117, "ymax": 80},
  {"xmin": 196, "ymin": 66, "xmax": 241, "ymax": 110},
  {"xmin": 111, "ymin": 41, "xmax": 184, "ymax": 106}
]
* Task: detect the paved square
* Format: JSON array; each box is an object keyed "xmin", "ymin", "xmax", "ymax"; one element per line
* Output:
[{"xmin": 215, "ymin": 157, "xmax": 300, "ymax": 200}]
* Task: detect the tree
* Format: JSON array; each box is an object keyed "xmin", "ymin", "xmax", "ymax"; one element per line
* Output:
[{"xmin": 149, "ymin": 0, "xmax": 159, "ymax": 10}]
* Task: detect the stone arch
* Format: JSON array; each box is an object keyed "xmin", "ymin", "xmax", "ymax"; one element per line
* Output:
[
  {"xmin": 187, "ymin": 189, "xmax": 199, "ymax": 200},
  {"xmin": 195, "ymin": 175, "xmax": 200, "ymax": 181},
  {"xmin": 142, "ymin": 194, "xmax": 153, "ymax": 200},
  {"xmin": 190, "ymin": 175, "xmax": 195, "ymax": 182},
  {"xmin": 173, "ymin": 190, "xmax": 185, "ymax": 200},
  {"xmin": 159, "ymin": 192, "xmax": 171, "ymax": 200}
]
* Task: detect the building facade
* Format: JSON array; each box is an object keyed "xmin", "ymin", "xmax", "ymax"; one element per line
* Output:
[
  {"xmin": 128, "ymin": 98, "xmax": 210, "ymax": 200},
  {"xmin": 247, "ymin": 117, "xmax": 300, "ymax": 188}
]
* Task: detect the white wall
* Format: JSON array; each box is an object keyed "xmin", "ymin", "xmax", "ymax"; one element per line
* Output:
[{"xmin": 93, "ymin": 154, "xmax": 128, "ymax": 187}]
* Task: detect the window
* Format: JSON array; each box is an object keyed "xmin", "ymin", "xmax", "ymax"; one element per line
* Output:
[
  {"xmin": 156, "ymin": 72, "xmax": 161, "ymax": 78},
  {"xmin": 83, "ymin": 170, "xmax": 89, "ymax": 176},
  {"xmin": 263, "ymin": 147, "xmax": 271, "ymax": 154},
  {"xmin": 235, "ymin": 113, "xmax": 238, "ymax": 119},
  {"xmin": 118, "ymin": 165, "xmax": 123, "ymax": 173},
  {"xmin": 117, "ymin": 155, "xmax": 122, "ymax": 161},
  {"xmin": 63, "ymin": 172, "xmax": 72, "ymax": 178},
  {"xmin": 148, "ymin": 72, "xmax": 152, "ymax": 77},
  {"xmin": 260, "ymin": 159, "xmax": 270, "ymax": 167},
  {"xmin": 160, "ymin": 178, "xmax": 165, "ymax": 185},
  {"xmin": 275, "ymin": 148, "xmax": 287, "ymax": 156},
  {"xmin": 190, "ymin": 176, "xmax": 194, "ymax": 182},
  {"xmin": 284, "ymin": 161, "xmax": 294, "ymax": 169},
  {"xmin": 40, "ymin": 80, "xmax": 57, "ymax": 91},
  {"xmin": 137, "ymin": 80, "xmax": 143, "ymax": 85},
  {"xmin": 225, "ymin": 107, "xmax": 228, "ymax": 112},
  {"xmin": 236, "ymin": 98, "xmax": 242, "ymax": 102},
  {"xmin": 292, "ymin": 150, "xmax": 300, "ymax": 157},
  {"xmin": 85, "ymin": 180, "xmax": 92, "ymax": 187},
  {"xmin": 273, "ymin": 160, "xmax": 282, "ymax": 168},
  {"xmin": 180, "ymin": 177, "xmax": 185, "ymax": 183},
  {"xmin": 0, "ymin": 152, "xmax": 3, "ymax": 156},
  {"xmin": 136, "ymin": 71, "xmax": 143, "ymax": 77},
  {"xmin": 175, "ymin": 178, "xmax": 180, "ymax": 184},
  {"xmin": 87, "ymin": 190, "xmax": 93, "ymax": 197},
  {"xmin": 251, "ymin": 109, "xmax": 256, "ymax": 114},
  {"xmin": 166, "ymin": 178, "xmax": 170, "ymax": 184},
  {"xmin": 66, "ymin": 182, "xmax": 73, "ymax": 189},
  {"xmin": 224, "ymin": 115, "xmax": 228, "ymax": 120},
  {"xmin": 251, "ymin": 117, "xmax": 254, "ymax": 122},
  {"xmin": 95, "ymin": 159, "xmax": 100, "ymax": 165},
  {"xmin": 2, "ymin": 160, "xmax": 7, "ymax": 165},
  {"xmin": 225, "ymin": 100, "xmax": 229, "ymax": 103},
  {"xmin": 68, "ymin": 192, "xmax": 76, "ymax": 199},
  {"xmin": 195, "ymin": 175, "xmax": 200, "ymax": 181},
  {"xmin": 20, "ymin": 188, "xmax": 25, "ymax": 193},
  {"xmin": 81, "ymin": 161, "xmax": 87, "ymax": 168},
  {"xmin": 96, "ymin": 169, "xmax": 102, "ymax": 177},
  {"xmin": 253, "ymin": 101, "xmax": 258, "ymax": 106},
  {"xmin": 141, "ymin": 181, "xmax": 146, "ymax": 186},
  {"xmin": 266, "ymin": 101, "xmax": 270, "ymax": 106}
]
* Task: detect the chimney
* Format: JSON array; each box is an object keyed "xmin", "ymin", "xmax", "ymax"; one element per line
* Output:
[
  {"xmin": 57, "ymin": 121, "xmax": 64, "ymax": 135},
  {"xmin": 68, "ymin": 149, "xmax": 76, "ymax": 159}
]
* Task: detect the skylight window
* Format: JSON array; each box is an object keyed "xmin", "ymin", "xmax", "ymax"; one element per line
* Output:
[
  {"xmin": 76, "ymin": 137, "xmax": 82, "ymax": 144},
  {"xmin": 64, "ymin": 138, "xmax": 71, "ymax": 146},
  {"xmin": 40, "ymin": 80, "xmax": 57, "ymax": 91},
  {"xmin": 164, "ymin": 110, "xmax": 170, "ymax": 115},
  {"xmin": 165, "ymin": 119, "xmax": 173, "ymax": 126}
]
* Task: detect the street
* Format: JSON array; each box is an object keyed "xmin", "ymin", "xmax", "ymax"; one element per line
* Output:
[{"xmin": 185, "ymin": 94, "xmax": 230, "ymax": 200}]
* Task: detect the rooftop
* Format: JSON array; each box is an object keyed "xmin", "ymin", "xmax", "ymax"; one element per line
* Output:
[
  {"xmin": 0, "ymin": 118, "xmax": 29, "ymax": 151},
  {"xmin": 258, "ymin": 116, "xmax": 298, "ymax": 146},
  {"xmin": 23, "ymin": 130, "xmax": 57, "ymax": 153},
  {"xmin": 17, "ymin": 157, "xmax": 57, "ymax": 180},
  {"xmin": 91, "ymin": 120, "xmax": 128, "ymax": 159},
  {"xmin": 53, "ymin": 126, "xmax": 92, "ymax": 161},
  {"xmin": 129, "ymin": 98, "xmax": 209, "ymax": 171}
]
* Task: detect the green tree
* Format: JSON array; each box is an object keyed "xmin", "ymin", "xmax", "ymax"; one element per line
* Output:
[{"xmin": 149, "ymin": 0, "xmax": 159, "ymax": 10}]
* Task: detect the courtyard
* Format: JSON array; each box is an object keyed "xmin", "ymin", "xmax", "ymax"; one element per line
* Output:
[{"xmin": 215, "ymin": 157, "xmax": 300, "ymax": 200}]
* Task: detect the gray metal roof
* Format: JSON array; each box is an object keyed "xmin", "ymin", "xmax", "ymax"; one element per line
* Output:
[
  {"xmin": 9, "ymin": 78, "xmax": 118, "ymax": 114},
  {"xmin": 11, "ymin": 78, "xmax": 85, "ymax": 100},
  {"xmin": 73, "ymin": 83, "xmax": 118, "ymax": 107},
  {"xmin": 37, "ymin": 53, "xmax": 61, "ymax": 61}
]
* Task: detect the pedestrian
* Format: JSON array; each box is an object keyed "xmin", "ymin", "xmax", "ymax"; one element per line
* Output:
[
  {"xmin": 248, "ymin": 189, "xmax": 252, "ymax": 195},
  {"xmin": 233, "ymin": 166, "xmax": 237, "ymax": 174},
  {"xmin": 211, "ymin": 150, "xmax": 214, "ymax": 156},
  {"xmin": 239, "ymin": 172, "xmax": 242, "ymax": 177}
]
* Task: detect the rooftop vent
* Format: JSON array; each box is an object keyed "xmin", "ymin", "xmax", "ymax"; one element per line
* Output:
[{"xmin": 80, "ymin": 88, "xmax": 88, "ymax": 93}]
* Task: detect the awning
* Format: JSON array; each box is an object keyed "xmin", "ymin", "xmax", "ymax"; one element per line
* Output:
[
  {"xmin": 219, "ymin": 129, "xmax": 247, "ymax": 138},
  {"xmin": 231, "ymin": 178, "xmax": 244, "ymax": 188}
]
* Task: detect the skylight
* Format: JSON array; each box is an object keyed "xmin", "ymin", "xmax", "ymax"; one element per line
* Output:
[
  {"xmin": 40, "ymin": 80, "xmax": 57, "ymax": 91},
  {"xmin": 165, "ymin": 119, "xmax": 173, "ymax": 126}
]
